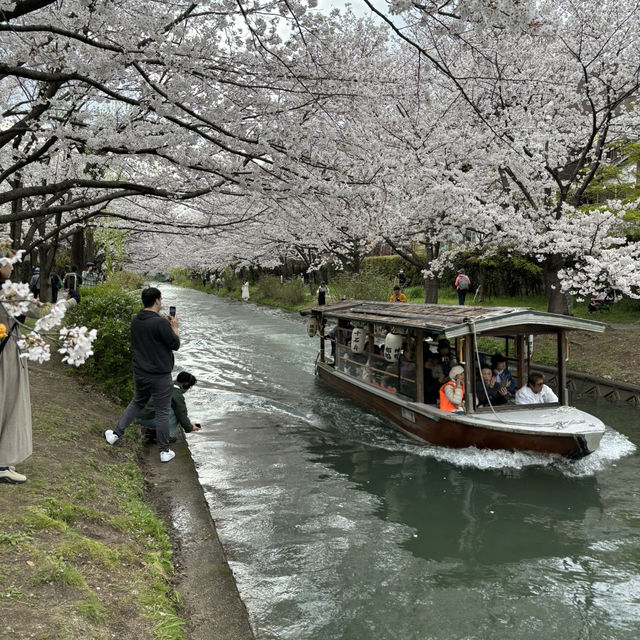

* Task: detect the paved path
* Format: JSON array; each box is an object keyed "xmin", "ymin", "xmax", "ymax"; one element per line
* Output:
[{"xmin": 609, "ymin": 323, "xmax": 640, "ymax": 333}]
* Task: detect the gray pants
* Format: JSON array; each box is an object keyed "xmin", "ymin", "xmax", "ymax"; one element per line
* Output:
[{"xmin": 115, "ymin": 372, "xmax": 173, "ymax": 451}]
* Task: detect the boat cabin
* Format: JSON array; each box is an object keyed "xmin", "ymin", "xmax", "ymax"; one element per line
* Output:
[{"xmin": 304, "ymin": 300, "xmax": 606, "ymax": 413}]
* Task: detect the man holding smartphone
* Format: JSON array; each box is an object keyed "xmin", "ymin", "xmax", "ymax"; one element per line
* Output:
[{"xmin": 104, "ymin": 287, "xmax": 180, "ymax": 463}]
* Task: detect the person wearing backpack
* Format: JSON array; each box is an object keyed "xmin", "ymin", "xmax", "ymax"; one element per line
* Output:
[
  {"xmin": 29, "ymin": 267, "xmax": 40, "ymax": 299},
  {"xmin": 455, "ymin": 269, "xmax": 471, "ymax": 305},
  {"xmin": 63, "ymin": 265, "xmax": 82, "ymax": 302},
  {"xmin": 50, "ymin": 271, "xmax": 62, "ymax": 303}
]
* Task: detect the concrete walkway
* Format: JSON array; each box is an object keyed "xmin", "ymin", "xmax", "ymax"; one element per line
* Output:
[
  {"xmin": 609, "ymin": 322, "xmax": 640, "ymax": 333},
  {"xmin": 140, "ymin": 436, "xmax": 255, "ymax": 640}
]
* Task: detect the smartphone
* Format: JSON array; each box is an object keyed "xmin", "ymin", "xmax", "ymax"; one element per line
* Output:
[{"xmin": 169, "ymin": 306, "xmax": 176, "ymax": 317}]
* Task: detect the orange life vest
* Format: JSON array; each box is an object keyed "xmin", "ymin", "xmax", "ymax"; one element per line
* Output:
[{"xmin": 439, "ymin": 380, "xmax": 465, "ymax": 412}]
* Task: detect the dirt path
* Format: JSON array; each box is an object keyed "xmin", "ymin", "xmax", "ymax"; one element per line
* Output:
[{"xmin": 564, "ymin": 326, "xmax": 640, "ymax": 386}]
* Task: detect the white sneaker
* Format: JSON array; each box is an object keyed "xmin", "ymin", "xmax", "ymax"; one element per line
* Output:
[
  {"xmin": 104, "ymin": 429, "xmax": 119, "ymax": 445},
  {"xmin": 0, "ymin": 467, "xmax": 27, "ymax": 484},
  {"xmin": 159, "ymin": 449, "xmax": 175, "ymax": 463}
]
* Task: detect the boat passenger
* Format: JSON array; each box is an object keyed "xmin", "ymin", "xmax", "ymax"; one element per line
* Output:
[
  {"xmin": 424, "ymin": 353, "xmax": 445, "ymax": 403},
  {"xmin": 490, "ymin": 354, "xmax": 516, "ymax": 394},
  {"xmin": 436, "ymin": 338, "xmax": 457, "ymax": 376},
  {"xmin": 515, "ymin": 372, "xmax": 559, "ymax": 405},
  {"xmin": 439, "ymin": 365, "xmax": 465, "ymax": 413},
  {"xmin": 477, "ymin": 366, "xmax": 509, "ymax": 407},
  {"xmin": 399, "ymin": 349, "xmax": 417, "ymax": 398}
]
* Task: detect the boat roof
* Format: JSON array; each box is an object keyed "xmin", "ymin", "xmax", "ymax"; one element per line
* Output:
[{"xmin": 302, "ymin": 300, "xmax": 606, "ymax": 338}]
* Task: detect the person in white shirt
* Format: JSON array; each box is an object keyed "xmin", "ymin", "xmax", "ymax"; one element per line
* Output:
[{"xmin": 515, "ymin": 372, "xmax": 559, "ymax": 405}]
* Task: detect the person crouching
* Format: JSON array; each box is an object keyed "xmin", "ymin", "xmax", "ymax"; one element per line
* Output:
[
  {"xmin": 137, "ymin": 371, "xmax": 202, "ymax": 443},
  {"xmin": 439, "ymin": 365, "xmax": 465, "ymax": 413}
]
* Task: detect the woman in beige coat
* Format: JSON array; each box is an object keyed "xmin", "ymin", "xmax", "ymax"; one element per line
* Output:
[{"xmin": 0, "ymin": 253, "xmax": 34, "ymax": 484}]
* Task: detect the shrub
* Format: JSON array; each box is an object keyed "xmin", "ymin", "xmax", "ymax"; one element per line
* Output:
[
  {"xmin": 106, "ymin": 270, "xmax": 145, "ymax": 290},
  {"xmin": 257, "ymin": 275, "xmax": 305, "ymax": 305},
  {"xmin": 65, "ymin": 283, "xmax": 141, "ymax": 404},
  {"xmin": 328, "ymin": 272, "xmax": 391, "ymax": 301},
  {"xmin": 404, "ymin": 285, "xmax": 424, "ymax": 301},
  {"xmin": 362, "ymin": 255, "xmax": 423, "ymax": 286},
  {"xmin": 169, "ymin": 268, "xmax": 191, "ymax": 287}
]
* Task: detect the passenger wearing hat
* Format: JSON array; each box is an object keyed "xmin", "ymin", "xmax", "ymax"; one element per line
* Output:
[
  {"xmin": 29, "ymin": 267, "xmax": 41, "ymax": 298},
  {"xmin": 81, "ymin": 261, "xmax": 100, "ymax": 288},
  {"xmin": 389, "ymin": 285, "xmax": 407, "ymax": 303},
  {"xmin": 439, "ymin": 365, "xmax": 465, "ymax": 413},
  {"xmin": 436, "ymin": 337, "xmax": 457, "ymax": 376}
]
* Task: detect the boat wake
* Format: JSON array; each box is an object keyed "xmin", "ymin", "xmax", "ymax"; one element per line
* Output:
[{"xmin": 374, "ymin": 427, "xmax": 636, "ymax": 476}]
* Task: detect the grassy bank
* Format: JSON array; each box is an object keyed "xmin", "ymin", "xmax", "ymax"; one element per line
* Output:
[{"xmin": 0, "ymin": 361, "xmax": 186, "ymax": 640}]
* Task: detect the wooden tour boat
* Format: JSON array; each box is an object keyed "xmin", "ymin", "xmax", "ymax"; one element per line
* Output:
[{"xmin": 301, "ymin": 300, "xmax": 607, "ymax": 459}]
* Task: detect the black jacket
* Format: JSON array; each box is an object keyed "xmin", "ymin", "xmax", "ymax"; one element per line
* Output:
[{"xmin": 130, "ymin": 310, "xmax": 180, "ymax": 376}]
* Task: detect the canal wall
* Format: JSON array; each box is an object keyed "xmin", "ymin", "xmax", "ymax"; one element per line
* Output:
[{"xmin": 534, "ymin": 364, "xmax": 640, "ymax": 407}]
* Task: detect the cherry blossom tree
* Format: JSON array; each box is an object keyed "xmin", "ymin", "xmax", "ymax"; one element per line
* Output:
[
  {"xmin": 1, "ymin": 1, "xmax": 362, "ymax": 284},
  {"xmin": 362, "ymin": 0, "xmax": 640, "ymax": 312}
]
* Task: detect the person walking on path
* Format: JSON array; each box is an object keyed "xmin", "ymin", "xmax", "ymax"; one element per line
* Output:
[
  {"xmin": 63, "ymin": 265, "xmax": 82, "ymax": 301},
  {"xmin": 455, "ymin": 269, "xmax": 471, "ymax": 305},
  {"xmin": 49, "ymin": 271, "xmax": 62, "ymax": 303},
  {"xmin": 241, "ymin": 281, "xmax": 250, "ymax": 301},
  {"xmin": 104, "ymin": 287, "xmax": 180, "ymax": 463},
  {"xmin": 29, "ymin": 267, "xmax": 40, "ymax": 299},
  {"xmin": 317, "ymin": 281, "xmax": 329, "ymax": 305}
]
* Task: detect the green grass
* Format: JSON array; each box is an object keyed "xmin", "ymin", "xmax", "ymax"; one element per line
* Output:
[
  {"xmin": 75, "ymin": 592, "xmax": 107, "ymax": 623},
  {"xmin": 1, "ymin": 387, "xmax": 189, "ymax": 640},
  {"xmin": 32, "ymin": 553, "xmax": 87, "ymax": 587}
]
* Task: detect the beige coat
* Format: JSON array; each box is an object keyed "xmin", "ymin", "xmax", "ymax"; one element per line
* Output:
[
  {"xmin": 0, "ymin": 297, "xmax": 77, "ymax": 465},
  {"xmin": 0, "ymin": 303, "xmax": 33, "ymax": 466}
]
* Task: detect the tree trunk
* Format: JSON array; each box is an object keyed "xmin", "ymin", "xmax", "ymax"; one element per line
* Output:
[
  {"xmin": 423, "ymin": 276, "xmax": 439, "ymax": 303},
  {"xmin": 542, "ymin": 254, "xmax": 569, "ymax": 314},
  {"xmin": 71, "ymin": 229, "xmax": 84, "ymax": 268}
]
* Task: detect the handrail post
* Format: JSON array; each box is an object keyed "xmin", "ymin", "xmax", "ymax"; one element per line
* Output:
[{"xmin": 557, "ymin": 330, "xmax": 568, "ymax": 405}]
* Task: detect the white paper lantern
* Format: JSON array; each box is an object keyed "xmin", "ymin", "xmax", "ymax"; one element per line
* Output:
[
  {"xmin": 351, "ymin": 327, "xmax": 365, "ymax": 353},
  {"xmin": 384, "ymin": 333, "xmax": 403, "ymax": 361}
]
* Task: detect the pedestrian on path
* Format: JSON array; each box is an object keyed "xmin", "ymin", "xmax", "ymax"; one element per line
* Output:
[{"xmin": 455, "ymin": 269, "xmax": 470, "ymax": 305}]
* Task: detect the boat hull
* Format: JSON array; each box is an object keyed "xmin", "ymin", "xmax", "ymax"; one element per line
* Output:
[{"xmin": 317, "ymin": 364, "xmax": 601, "ymax": 459}]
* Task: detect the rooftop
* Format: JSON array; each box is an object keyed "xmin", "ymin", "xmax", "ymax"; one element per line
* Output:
[{"xmin": 302, "ymin": 300, "xmax": 606, "ymax": 338}]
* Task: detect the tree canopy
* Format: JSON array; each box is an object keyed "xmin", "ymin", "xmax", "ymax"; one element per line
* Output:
[{"xmin": 1, "ymin": 0, "xmax": 639, "ymax": 310}]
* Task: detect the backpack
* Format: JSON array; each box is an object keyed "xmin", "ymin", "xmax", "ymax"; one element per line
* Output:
[
  {"xmin": 66, "ymin": 273, "xmax": 78, "ymax": 291},
  {"xmin": 458, "ymin": 275, "xmax": 470, "ymax": 291}
]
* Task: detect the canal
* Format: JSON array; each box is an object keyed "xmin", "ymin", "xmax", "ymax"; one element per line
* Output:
[{"xmin": 164, "ymin": 284, "xmax": 639, "ymax": 640}]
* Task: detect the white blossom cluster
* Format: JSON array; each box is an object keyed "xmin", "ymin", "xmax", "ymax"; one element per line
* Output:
[
  {"xmin": 0, "ymin": 236, "xmax": 97, "ymax": 366},
  {"xmin": 16, "ymin": 332, "xmax": 51, "ymax": 364},
  {"xmin": 0, "ymin": 281, "xmax": 34, "ymax": 317},
  {"xmin": 58, "ymin": 326, "xmax": 98, "ymax": 367}
]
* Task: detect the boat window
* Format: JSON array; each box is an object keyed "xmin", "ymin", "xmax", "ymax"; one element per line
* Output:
[{"xmin": 329, "ymin": 327, "xmax": 418, "ymax": 401}]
